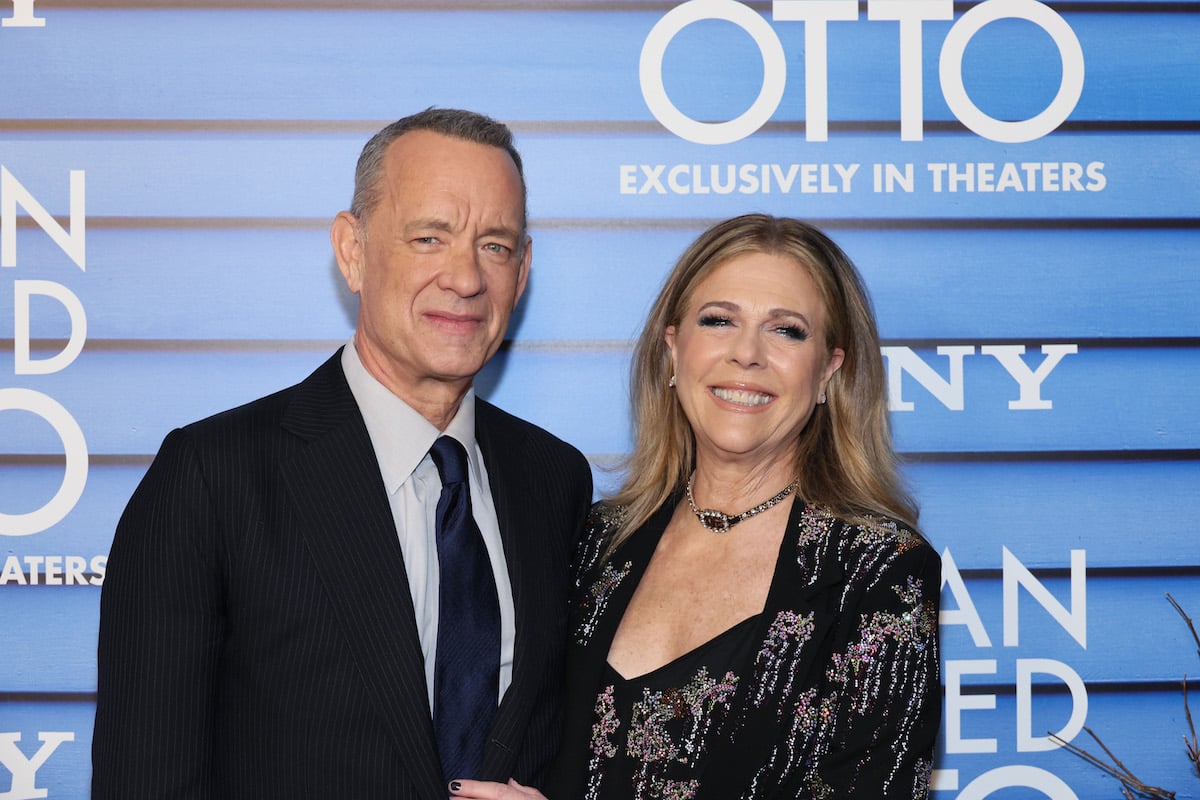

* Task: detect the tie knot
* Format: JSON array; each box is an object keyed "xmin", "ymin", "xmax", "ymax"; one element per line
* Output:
[{"xmin": 430, "ymin": 436, "xmax": 469, "ymax": 486}]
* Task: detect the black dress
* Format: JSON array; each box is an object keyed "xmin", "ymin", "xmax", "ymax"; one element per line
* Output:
[
  {"xmin": 597, "ymin": 614, "xmax": 763, "ymax": 799},
  {"xmin": 546, "ymin": 497, "xmax": 941, "ymax": 800}
]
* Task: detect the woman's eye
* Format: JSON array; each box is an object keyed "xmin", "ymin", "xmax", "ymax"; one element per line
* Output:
[
  {"xmin": 776, "ymin": 325, "xmax": 809, "ymax": 341},
  {"xmin": 698, "ymin": 314, "xmax": 732, "ymax": 328}
]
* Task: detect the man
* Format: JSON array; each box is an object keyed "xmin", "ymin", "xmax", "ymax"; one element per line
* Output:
[{"xmin": 92, "ymin": 109, "xmax": 593, "ymax": 799}]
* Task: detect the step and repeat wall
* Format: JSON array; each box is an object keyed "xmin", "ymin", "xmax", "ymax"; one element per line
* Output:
[{"xmin": 1, "ymin": 1, "xmax": 1197, "ymax": 797}]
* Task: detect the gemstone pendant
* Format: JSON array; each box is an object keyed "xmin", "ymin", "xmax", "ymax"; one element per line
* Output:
[{"xmin": 697, "ymin": 510, "xmax": 732, "ymax": 533}]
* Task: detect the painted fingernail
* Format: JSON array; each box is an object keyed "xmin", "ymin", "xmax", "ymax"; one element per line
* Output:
[{"xmin": 449, "ymin": 780, "xmax": 462, "ymax": 792}]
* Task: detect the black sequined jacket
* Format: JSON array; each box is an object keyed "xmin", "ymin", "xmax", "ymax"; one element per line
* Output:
[{"xmin": 544, "ymin": 496, "xmax": 942, "ymax": 800}]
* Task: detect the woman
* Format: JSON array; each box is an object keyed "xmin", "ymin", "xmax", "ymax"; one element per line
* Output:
[{"xmin": 454, "ymin": 214, "xmax": 941, "ymax": 799}]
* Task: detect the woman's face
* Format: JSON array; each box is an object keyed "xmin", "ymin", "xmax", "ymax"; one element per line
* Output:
[{"xmin": 665, "ymin": 251, "xmax": 845, "ymax": 472}]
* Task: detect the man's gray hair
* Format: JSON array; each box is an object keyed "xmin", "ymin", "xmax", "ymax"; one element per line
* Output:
[{"xmin": 349, "ymin": 108, "xmax": 527, "ymax": 228}]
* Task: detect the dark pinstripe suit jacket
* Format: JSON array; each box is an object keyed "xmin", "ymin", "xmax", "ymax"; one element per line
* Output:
[{"xmin": 92, "ymin": 351, "xmax": 593, "ymax": 800}]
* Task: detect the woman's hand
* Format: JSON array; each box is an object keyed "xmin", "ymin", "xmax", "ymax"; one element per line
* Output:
[{"xmin": 448, "ymin": 778, "xmax": 547, "ymax": 800}]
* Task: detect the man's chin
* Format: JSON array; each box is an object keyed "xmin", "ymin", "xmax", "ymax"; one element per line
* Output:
[{"xmin": 428, "ymin": 356, "xmax": 494, "ymax": 385}]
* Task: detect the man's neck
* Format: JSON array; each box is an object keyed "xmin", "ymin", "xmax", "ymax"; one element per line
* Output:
[{"xmin": 353, "ymin": 336, "xmax": 470, "ymax": 431}]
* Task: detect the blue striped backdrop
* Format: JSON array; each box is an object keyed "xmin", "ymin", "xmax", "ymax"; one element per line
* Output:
[{"xmin": 0, "ymin": 2, "xmax": 1196, "ymax": 798}]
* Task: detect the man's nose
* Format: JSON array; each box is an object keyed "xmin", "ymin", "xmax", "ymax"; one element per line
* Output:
[{"xmin": 439, "ymin": 246, "xmax": 486, "ymax": 297}]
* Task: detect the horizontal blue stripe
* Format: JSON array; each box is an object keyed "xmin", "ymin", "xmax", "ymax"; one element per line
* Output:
[
  {"xmin": 0, "ymin": 131, "xmax": 1192, "ymax": 219},
  {"xmin": 2, "ymin": 571, "xmax": 1195, "ymax": 689},
  {"xmin": 3, "ymin": 457, "xmax": 1197, "ymax": 573},
  {"xmin": 0, "ymin": 348, "xmax": 334, "ymax": 455},
  {"xmin": 885, "ymin": 344, "xmax": 1200, "ymax": 452},
  {"xmin": 0, "ymin": 10, "xmax": 1193, "ymax": 122},
  {"xmin": 939, "ymin": 572, "xmax": 1199, "ymax": 682},
  {"xmin": 5, "ymin": 227, "xmax": 358, "ymax": 342},
  {"xmin": 0, "ymin": 463, "xmax": 140, "ymax": 555},
  {"xmin": 6, "ymin": 226, "xmax": 1198, "ymax": 342},
  {"xmin": 908, "ymin": 458, "xmax": 1200, "ymax": 569},
  {"xmin": 1, "ymin": 344, "xmax": 1197, "ymax": 456},
  {"xmin": 937, "ymin": 689, "xmax": 1195, "ymax": 797},
  {"xmin": 0, "ymin": 586, "xmax": 99, "ymax": 691}
]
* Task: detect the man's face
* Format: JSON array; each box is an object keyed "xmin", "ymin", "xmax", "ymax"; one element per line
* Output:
[{"xmin": 333, "ymin": 130, "xmax": 531, "ymax": 408}]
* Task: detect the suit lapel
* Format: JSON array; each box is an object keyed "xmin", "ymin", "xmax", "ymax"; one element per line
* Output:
[
  {"xmin": 475, "ymin": 404, "xmax": 536, "ymax": 779},
  {"xmin": 279, "ymin": 353, "xmax": 445, "ymax": 800}
]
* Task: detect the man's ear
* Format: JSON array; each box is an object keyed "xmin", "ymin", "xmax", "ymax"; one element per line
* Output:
[{"xmin": 331, "ymin": 211, "xmax": 365, "ymax": 294}]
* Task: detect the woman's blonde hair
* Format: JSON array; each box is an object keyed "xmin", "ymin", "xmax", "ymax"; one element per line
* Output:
[{"xmin": 606, "ymin": 214, "xmax": 917, "ymax": 551}]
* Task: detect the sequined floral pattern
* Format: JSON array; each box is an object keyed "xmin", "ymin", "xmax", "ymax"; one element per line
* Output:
[
  {"xmin": 591, "ymin": 685, "xmax": 620, "ymax": 759},
  {"xmin": 586, "ymin": 667, "xmax": 739, "ymax": 800},
  {"xmin": 834, "ymin": 580, "xmax": 937, "ymax": 692},
  {"xmin": 626, "ymin": 668, "xmax": 738, "ymax": 763},
  {"xmin": 852, "ymin": 513, "xmax": 927, "ymax": 554},
  {"xmin": 750, "ymin": 610, "xmax": 816, "ymax": 710},
  {"xmin": 575, "ymin": 559, "xmax": 632, "ymax": 646},
  {"xmin": 796, "ymin": 503, "xmax": 838, "ymax": 548}
]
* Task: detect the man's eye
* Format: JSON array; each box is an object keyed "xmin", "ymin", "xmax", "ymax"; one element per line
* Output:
[
  {"xmin": 414, "ymin": 237, "xmax": 440, "ymax": 245},
  {"xmin": 483, "ymin": 243, "xmax": 511, "ymax": 255}
]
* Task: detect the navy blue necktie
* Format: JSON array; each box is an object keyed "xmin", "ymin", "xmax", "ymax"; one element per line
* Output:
[{"xmin": 429, "ymin": 436, "xmax": 501, "ymax": 782}]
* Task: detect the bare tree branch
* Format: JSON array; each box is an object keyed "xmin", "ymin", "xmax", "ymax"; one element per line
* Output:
[
  {"xmin": 1166, "ymin": 593, "xmax": 1200, "ymax": 661},
  {"xmin": 1049, "ymin": 594, "xmax": 1200, "ymax": 796},
  {"xmin": 1049, "ymin": 724, "xmax": 1176, "ymax": 798}
]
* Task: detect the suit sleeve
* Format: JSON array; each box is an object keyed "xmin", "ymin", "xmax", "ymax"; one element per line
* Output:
[
  {"xmin": 808, "ymin": 541, "xmax": 942, "ymax": 800},
  {"xmin": 92, "ymin": 428, "xmax": 226, "ymax": 799}
]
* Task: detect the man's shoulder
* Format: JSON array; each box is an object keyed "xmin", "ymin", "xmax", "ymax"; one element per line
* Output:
[
  {"xmin": 477, "ymin": 398, "xmax": 584, "ymax": 460},
  {"xmin": 178, "ymin": 351, "xmax": 348, "ymax": 443},
  {"xmin": 476, "ymin": 400, "xmax": 593, "ymax": 514}
]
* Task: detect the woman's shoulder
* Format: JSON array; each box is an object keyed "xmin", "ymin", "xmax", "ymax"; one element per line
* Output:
[
  {"xmin": 793, "ymin": 503, "xmax": 941, "ymax": 620},
  {"xmin": 796, "ymin": 502, "xmax": 939, "ymax": 570},
  {"xmin": 568, "ymin": 500, "xmax": 630, "ymax": 587},
  {"xmin": 586, "ymin": 499, "xmax": 628, "ymax": 536}
]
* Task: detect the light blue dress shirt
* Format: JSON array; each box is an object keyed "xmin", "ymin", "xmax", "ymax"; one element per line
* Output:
[{"xmin": 341, "ymin": 341, "xmax": 515, "ymax": 709}]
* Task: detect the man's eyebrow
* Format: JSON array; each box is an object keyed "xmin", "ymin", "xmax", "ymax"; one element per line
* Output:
[
  {"xmin": 403, "ymin": 218, "xmax": 454, "ymax": 233},
  {"xmin": 399, "ymin": 220, "xmax": 521, "ymax": 241},
  {"xmin": 478, "ymin": 225, "xmax": 522, "ymax": 241}
]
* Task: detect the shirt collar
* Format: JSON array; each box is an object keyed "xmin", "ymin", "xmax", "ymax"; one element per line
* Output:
[{"xmin": 341, "ymin": 339, "xmax": 478, "ymax": 494}]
